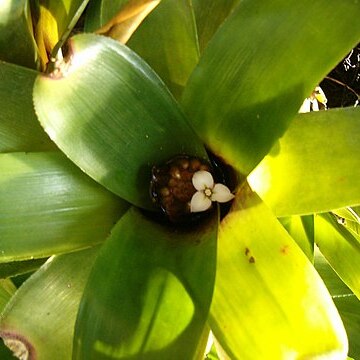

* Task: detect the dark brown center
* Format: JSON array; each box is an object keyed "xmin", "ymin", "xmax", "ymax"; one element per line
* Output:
[{"xmin": 150, "ymin": 155, "xmax": 211, "ymax": 222}]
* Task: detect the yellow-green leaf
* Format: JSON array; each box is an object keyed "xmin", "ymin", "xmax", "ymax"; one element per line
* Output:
[
  {"xmin": 316, "ymin": 213, "xmax": 360, "ymax": 299},
  {"xmin": 249, "ymin": 108, "xmax": 360, "ymax": 216},
  {"xmin": 210, "ymin": 183, "xmax": 347, "ymax": 359}
]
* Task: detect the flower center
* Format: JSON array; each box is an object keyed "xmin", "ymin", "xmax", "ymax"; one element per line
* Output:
[
  {"xmin": 150, "ymin": 155, "xmax": 211, "ymax": 223},
  {"xmin": 204, "ymin": 188, "xmax": 212, "ymax": 197},
  {"xmin": 149, "ymin": 152, "xmax": 239, "ymax": 224}
]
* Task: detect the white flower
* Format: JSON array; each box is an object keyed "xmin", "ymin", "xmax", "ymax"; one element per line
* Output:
[
  {"xmin": 299, "ymin": 86, "xmax": 327, "ymax": 113},
  {"xmin": 190, "ymin": 170, "xmax": 235, "ymax": 213}
]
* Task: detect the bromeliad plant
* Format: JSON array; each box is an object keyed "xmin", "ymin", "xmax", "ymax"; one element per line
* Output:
[{"xmin": 1, "ymin": 0, "xmax": 360, "ymax": 359}]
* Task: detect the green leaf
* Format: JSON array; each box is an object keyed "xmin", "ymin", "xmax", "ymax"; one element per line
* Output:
[
  {"xmin": 0, "ymin": 247, "xmax": 99, "ymax": 360},
  {"xmin": 192, "ymin": 0, "xmax": 239, "ymax": 53},
  {"xmin": 84, "ymin": 0, "xmax": 129, "ymax": 31},
  {"xmin": 249, "ymin": 107, "xmax": 360, "ymax": 216},
  {"xmin": 128, "ymin": 0, "xmax": 199, "ymax": 99},
  {"xmin": 315, "ymin": 251, "xmax": 360, "ymax": 359},
  {"xmin": 314, "ymin": 248, "xmax": 351, "ymax": 297},
  {"xmin": 0, "ymin": 61, "xmax": 56, "ymax": 153},
  {"xmin": 315, "ymin": 213, "xmax": 360, "ymax": 299},
  {"xmin": 210, "ymin": 182, "xmax": 347, "ymax": 359},
  {"xmin": 34, "ymin": 33, "xmax": 207, "ymax": 210},
  {"xmin": 73, "ymin": 207, "xmax": 217, "ymax": 359},
  {"xmin": 279, "ymin": 215, "xmax": 314, "ymax": 261},
  {"xmin": 335, "ymin": 295, "xmax": 360, "ymax": 360},
  {"xmin": 0, "ymin": 152, "xmax": 127, "ymax": 262},
  {"xmin": 182, "ymin": 0, "xmax": 360, "ymax": 176},
  {"xmin": 0, "ymin": 280, "xmax": 16, "ymax": 312},
  {"xmin": 0, "ymin": 0, "xmax": 37, "ymax": 68}
]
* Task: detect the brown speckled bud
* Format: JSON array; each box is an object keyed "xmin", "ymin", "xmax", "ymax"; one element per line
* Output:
[{"xmin": 150, "ymin": 155, "xmax": 211, "ymax": 222}]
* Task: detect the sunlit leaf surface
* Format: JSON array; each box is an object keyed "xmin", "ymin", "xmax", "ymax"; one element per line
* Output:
[
  {"xmin": 34, "ymin": 34, "xmax": 206, "ymax": 209},
  {"xmin": 74, "ymin": 207, "xmax": 217, "ymax": 359},
  {"xmin": 128, "ymin": 0, "xmax": 199, "ymax": 98},
  {"xmin": 182, "ymin": 0, "xmax": 360, "ymax": 176},
  {"xmin": 0, "ymin": 248, "xmax": 99, "ymax": 360},
  {"xmin": 279, "ymin": 215, "xmax": 314, "ymax": 261},
  {"xmin": 0, "ymin": 62, "xmax": 55, "ymax": 152},
  {"xmin": 315, "ymin": 213, "xmax": 360, "ymax": 299},
  {"xmin": 210, "ymin": 183, "xmax": 347, "ymax": 359},
  {"xmin": 0, "ymin": 152, "xmax": 127, "ymax": 262},
  {"xmin": 249, "ymin": 108, "xmax": 360, "ymax": 216}
]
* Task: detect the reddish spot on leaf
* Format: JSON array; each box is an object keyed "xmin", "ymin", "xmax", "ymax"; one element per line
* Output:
[
  {"xmin": 245, "ymin": 247, "xmax": 255, "ymax": 263},
  {"xmin": 280, "ymin": 245, "xmax": 290, "ymax": 255}
]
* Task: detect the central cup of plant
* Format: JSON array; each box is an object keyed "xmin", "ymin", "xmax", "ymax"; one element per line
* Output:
[{"xmin": 150, "ymin": 155, "xmax": 234, "ymax": 222}]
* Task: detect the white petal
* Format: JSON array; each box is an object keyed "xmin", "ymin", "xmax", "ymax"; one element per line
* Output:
[
  {"xmin": 211, "ymin": 184, "xmax": 235, "ymax": 203},
  {"xmin": 311, "ymin": 98, "xmax": 319, "ymax": 111},
  {"xmin": 192, "ymin": 170, "xmax": 214, "ymax": 191},
  {"xmin": 298, "ymin": 98, "xmax": 311, "ymax": 113},
  {"xmin": 190, "ymin": 191, "xmax": 212, "ymax": 212}
]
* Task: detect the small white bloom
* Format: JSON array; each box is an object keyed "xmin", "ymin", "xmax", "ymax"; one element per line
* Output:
[
  {"xmin": 190, "ymin": 171, "xmax": 235, "ymax": 213},
  {"xmin": 299, "ymin": 86, "xmax": 327, "ymax": 113}
]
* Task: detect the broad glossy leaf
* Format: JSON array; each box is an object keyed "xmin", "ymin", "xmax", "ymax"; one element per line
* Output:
[
  {"xmin": 34, "ymin": 0, "xmax": 89, "ymax": 68},
  {"xmin": 192, "ymin": 0, "xmax": 239, "ymax": 53},
  {"xmin": 73, "ymin": 207, "xmax": 217, "ymax": 359},
  {"xmin": 315, "ymin": 213, "xmax": 360, "ymax": 299},
  {"xmin": 86, "ymin": 0, "xmax": 160, "ymax": 44},
  {"xmin": 128, "ymin": 0, "xmax": 199, "ymax": 98},
  {"xmin": 315, "ymin": 251, "xmax": 360, "ymax": 359},
  {"xmin": 249, "ymin": 107, "xmax": 360, "ymax": 216},
  {"xmin": 34, "ymin": 34, "xmax": 207, "ymax": 210},
  {"xmin": 182, "ymin": 0, "xmax": 360, "ymax": 176},
  {"xmin": 0, "ymin": 0, "xmax": 37, "ymax": 68},
  {"xmin": 0, "ymin": 61, "xmax": 55, "ymax": 152},
  {"xmin": 0, "ymin": 247, "xmax": 99, "ymax": 360},
  {"xmin": 210, "ymin": 182, "xmax": 347, "ymax": 359},
  {"xmin": 0, "ymin": 152, "xmax": 127, "ymax": 262}
]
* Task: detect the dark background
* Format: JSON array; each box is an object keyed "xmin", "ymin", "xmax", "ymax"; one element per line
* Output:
[{"xmin": 320, "ymin": 42, "xmax": 360, "ymax": 108}]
